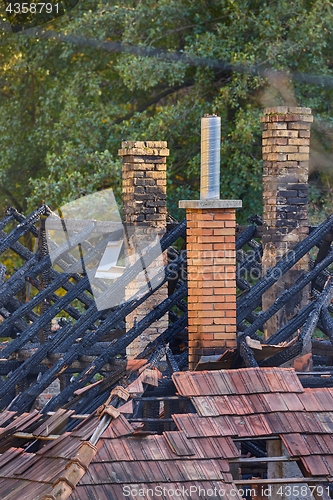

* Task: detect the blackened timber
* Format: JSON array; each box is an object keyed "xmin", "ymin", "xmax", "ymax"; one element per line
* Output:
[
  {"xmin": 0, "ymin": 227, "xmax": 93, "ymax": 310},
  {"xmin": 240, "ymin": 341, "xmax": 259, "ymax": 367},
  {"xmin": 166, "ymin": 347, "xmax": 180, "ymax": 372},
  {"xmin": 15, "ymin": 346, "xmax": 125, "ymax": 363},
  {"xmin": 68, "ymin": 347, "xmax": 184, "ymax": 416},
  {"xmin": 238, "ymin": 249, "xmax": 333, "ymax": 339},
  {"xmin": 4, "ymin": 295, "xmax": 39, "ymax": 325},
  {"xmin": 237, "ymin": 215, "xmax": 333, "ymax": 323},
  {"xmin": 73, "ymin": 344, "xmax": 169, "ymax": 424},
  {"xmin": 236, "ymin": 225, "xmax": 256, "ymax": 250},
  {"xmin": 265, "ymin": 301, "xmax": 315, "ymax": 345},
  {"xmin": 7, "ymin": 206, "xmax": 47, "ymax": 235},
  {"xmin": 38, "ymin": 215, "xmax": 52, "ymax": 345},
  {"xmin": 0, "ymin": 222, "xmax": 96, "ymax": 310},
  {"xmin": 237, "ymin": 323, "xmax": 262, "ymax": 342},
  {"xmin": 0, "ymin": 228, "xmax": 116, "ymax": 344},
  {"xmin": 49, "ymin": 233, "xmax": 110, "ymax": 293},
  {"xmin": 0, "ymin": 229, "xmax": 33, "ymax": 261},
  {"xmin": 312, "ymin": 355, "xmax": 329, "ymax": 365},
  {"xmin": 0, "ymin": 214, "xmax": 14, "ymax": 230},
  {"xmin": 236, "ymin": 277, "xmax": 251, "ymax": 293},
  {"xmin": 58, "ymin": 241, "xmax": 186, "ymax": 355},
  {"xmin": 0, "ymin": 361, "xmax": 24, "ymax": 374},
  {"xmin": 26, "ymin": 275, "xmax": 85, "ymax": 321},
  {"xmin": 9, "ymin": 206, "xmax": 106, "ymax": 295},
  {"xmin": 1, "ymin": 218, "xmax": 185, "ymax": 345},
  {"xmin": 312, "ymin": 339, "xmax": 333, "ymax": 357},
  {"xmin": 0, "ymin": 253, "xmax": 39, "ymax": 307},
  {"xmin": 66, "ymin": 370, "xmax": 127, "ymax": 418},
  {"xmin": 237, "ymin": 249, "xmax": 262, "ymax": 273},
  {"xmin": 300, "ymin": 376, "xmax": 333, "ymax": 388},
  {"xmin": 248, "ymin": 214, "xmax": 263, "ymax": 226},
  {"xmin": 137, "ymin": 314, "xmax": 188, "ymax": 360},
  {"xmin": 126, "ymin": 346, "xmax": 170, "ymax": 429},
  {"xmin": 260, "ymin": 280, "xmax": 333, "ymax": 367},
  {"xmin": 0, "ymin": 206, "xmax": 47, "ymax": 255},
  {"xmin": 5, "ymin": 253, "xmax": 186, "ymax": 411},
  {"xmin": 314, "ymin": 240, "xmax": 332, "ymax": 267},
  {"xmin": 319, "ymin": 307, "xmax": 333, "ymax": 343},
  {"xmin": 0, "ymin": 274, "xmax": 91, "ymax": 357},
  {"xmin": 41, "ymin": 283, "xmax": 187, "ymax": 413},
  {"xmin": 310, "ymin": 262, "xmax": 331, "ymax": 293},
  {"xmin": 0, "ymin": 309, "xmax": 29, "ymax": 337}
]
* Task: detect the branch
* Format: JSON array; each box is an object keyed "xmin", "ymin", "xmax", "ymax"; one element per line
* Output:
[
  {"xmin": 113, "ymin": 80, "xmax": 194, "ymax": 125},
  {"xmin": 2, "ymin": 187, "xmax": 24, "ymax": 212}
]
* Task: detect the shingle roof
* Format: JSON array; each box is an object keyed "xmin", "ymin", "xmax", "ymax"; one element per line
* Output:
[
  {"xmin": 70, "ymin": 432, "xmax": 241, "ymax": 500},
  {"xmin": 1, "ymin": 367, "xmax": 333, "ymax": 499},
  {"xmin": 171, "ymin": 368, "xmax": 333, "ymax": 480}
]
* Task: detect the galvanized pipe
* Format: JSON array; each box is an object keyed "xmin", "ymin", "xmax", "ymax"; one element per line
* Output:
[{"xmin": 200, "ymin": 114, "xmax": 221, "ymax": 199}]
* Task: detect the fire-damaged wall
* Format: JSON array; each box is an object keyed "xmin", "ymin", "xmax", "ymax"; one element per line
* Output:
[{"xmin": 261, "ymin": 107, "xmax": 313, "ymax": 345}]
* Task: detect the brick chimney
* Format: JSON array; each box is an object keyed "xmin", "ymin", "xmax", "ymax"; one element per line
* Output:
[
  {"xmin": 261, "ymin": 107, "xmax": 312, "ymax": 347},
  {"xmin": 179, "ymin": 200, "xmax": 241, "ymax": 370},
  {"xmin": 119, "ymin": 141, "xmax": 169, "ymax": 358},
  {"xmin": 179, "ymin": 115, "xmax": 241, "ymax": 370}
]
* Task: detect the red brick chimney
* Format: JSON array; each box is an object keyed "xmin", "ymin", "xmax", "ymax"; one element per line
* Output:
[{"xmin": 180, "ymin": 115, "xmax": 241, "ymax": 370}]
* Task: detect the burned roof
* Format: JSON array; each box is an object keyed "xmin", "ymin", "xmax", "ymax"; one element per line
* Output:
[
  {"xmin": 2, "ymin": 204, "xmax": 333, "ymax": 417},
  {"xmin": 0, "ymin": 206, "xmax": 187, "ymax": 414}
]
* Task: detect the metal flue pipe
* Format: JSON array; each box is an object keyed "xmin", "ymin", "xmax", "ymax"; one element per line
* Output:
[{"xmin": 200, "ymin": 114, "xmax": 221, "ymax": 199}]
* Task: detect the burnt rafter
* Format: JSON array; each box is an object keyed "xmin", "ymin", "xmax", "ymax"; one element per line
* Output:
[
  {"xmin": 238, "ymin": 250, "xmax": 333, "ymax": 342},
  {"xmin": 0, "ymin": 207, "xmax": 187, "ymax": 413},
  {"xmin": 3, "ymin": 202, "xmax": 333, "ymax": 412},
  {"xmin": 260, "ymin": 279, "xmax": 333, "ymax": 368},
  {"xmin": 40, "ymin": 283, "xmax": 187, "ymax": 414},
  {"xmin": 237, "ymin": 214, "xmax": 333, "ymax": 323}
]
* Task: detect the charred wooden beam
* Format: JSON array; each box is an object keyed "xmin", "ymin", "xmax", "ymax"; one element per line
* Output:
[
  {"xmin": 0, "ymin": 206, "xmax": 47, "ymax": 254},
  {"xmin": 238, "ymin": 251, "xmax": 333, "ymax": 340},
  {"xmin": 0, "ymin": 213, "xmax": 14, "ymax": 230},
  {"xmin": 312, "ymin": 339, "xmax": 333, "ymax": 357},
  {"xmin": 260, "ymin": 279, "xmax": 333, "ymax": 367},
  {"xmin": 239, "ymin": 341, "xmax": 259, "ymax": 367},
  {"xmin": 3, "ymin": 241, "xmax": 186, "ymax": 412},
  {"xmin": 0, "ymin": 224, "xmax": 100, "ymax": 331},
  {"xmin": 41, "ymin": 283, "xmax": 187, "ymax": 413},
  {"xmin": 300, "ymin": 376, "xmax": 333, "ymax": 388},
  {"xmin": 236, "ymin": 225, "xmax": 256, "ymax": 250},
  {"xmin": 237, "ymin": 215, "xmax": 333, "ymax": 323},
  {"xmin": 237, "ymin": 248, "xmax": 262, "ymax": 272},
  {"xmin": 265, "ymin": 301, "xmax": 315, "ymax": 345},
  {"xmin": 137, "ymin": 314, "xmax": 187, "ymax": 360},
  {"xmin": 319, "ymin": 307, "xmax": 333, "ymax": 343},
  {"xmin": 0, "ymin": 226, "xmax": 94, "ymax": 311},
  {"xmin": 26, "ymin": 275, "xmax": 85, "ymax": 322},
  {"xmin": 38, "ymin": 215, "xmax": 52, "ymax": 345}
]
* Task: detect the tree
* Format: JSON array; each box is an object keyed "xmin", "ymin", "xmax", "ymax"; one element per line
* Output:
[{"xmin": 0, "ymin": 0, "xmax": 333, "ymax": 222}]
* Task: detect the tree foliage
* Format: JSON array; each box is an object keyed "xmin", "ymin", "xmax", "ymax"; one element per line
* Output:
[{"xmin": 0, "ymin": 0, "xmax": 333, "ymax": 221}]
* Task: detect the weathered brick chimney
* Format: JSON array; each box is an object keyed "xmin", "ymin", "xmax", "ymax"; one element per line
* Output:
[
  {"xmin": 261, "ymin": 107, "xmax": 312, "ymax": 347},
  {"xmin": 180, "ymin": 115, "xmax": 242, "ymax": 370},
  {"xmin": 119, "ymin": 141, "xmax": 169, "ymax": 358}
]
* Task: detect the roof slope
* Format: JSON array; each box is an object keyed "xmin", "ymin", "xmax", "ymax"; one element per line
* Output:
[
  {"xmin": 172, "ymin": 368, "xmax": 333, "ymax": 479},
  {"xmin": 2, "ymin": 368, "xmax": 333, "ymax": 499}
]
